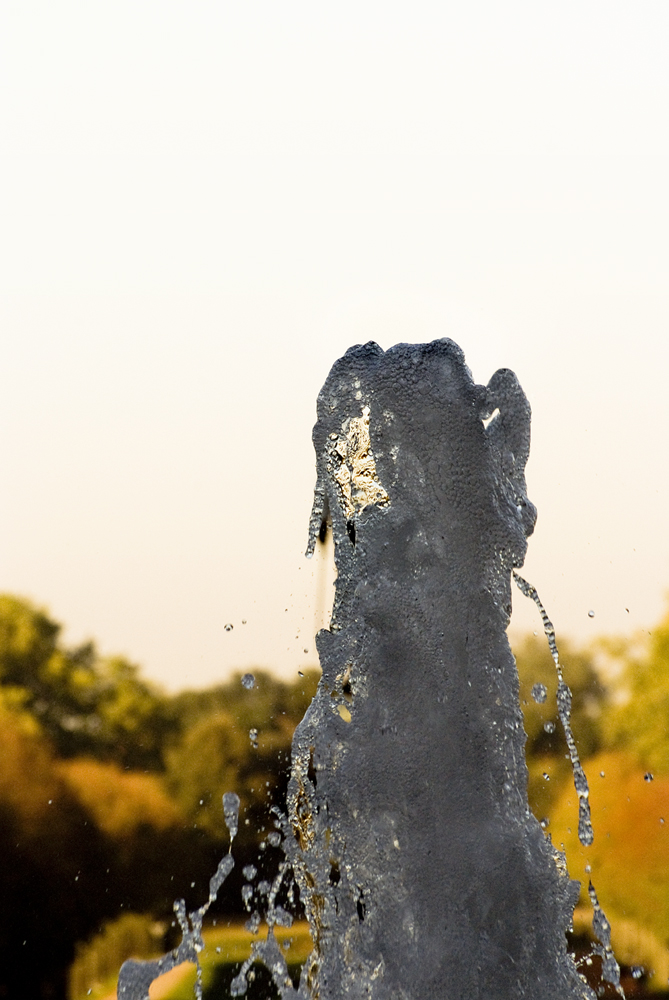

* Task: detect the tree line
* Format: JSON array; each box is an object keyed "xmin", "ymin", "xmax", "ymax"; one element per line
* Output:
[{"xmin": 1, "ymin": 591, "xmax": 669, "ymax": 997}]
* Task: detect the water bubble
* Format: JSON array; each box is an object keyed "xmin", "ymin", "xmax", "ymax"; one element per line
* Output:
[
  {"xmin": 540, "ymin": 817, "xmax": 550, "ymax": 829},
  {"xmin": 661, "ymin": 817, "xmax": 665, "ymax": 825},
  {"xmin": 241, "ymin": 673, "xmax": 255, "ymax": 689},
  {"xmin": 542, "ymin": 772, "xmax": 550, "ymax": 781},
  {"xmin": 298, "ymin": 670, "xmax": 304, "ymax": 677},
  {"xmin": 544, "ymin": 721, "xmax": 556, "ymax": 734},
  {"xmin": 531, "ymin": 683, "xmax": 547, "ymax": 704},
  {"xmin": 303, "ymin": 648, "xmax": 309, "ymax": 654},
  {"xmin": 249, "ymin": 728, "xmax": 259, "ymax": 748},
  {"xmin": 585, "ymin": 863, "xmax": 591, "ymax": 873},
  {"xmin": 242, "ymin": 619, "xmax": 247, "ymax": 624},
  {"xmin": 645, "ymin": 772, "xmax": 654, "ymax": 782},
  {"xmin": 243, "ymin": 865, "xmax": 257, "ymax": 880},
  {"xmin": 631, "ymin": 966, "xmax": 645, "ymax": 979},
  {"xmin": 587, "ymin": 610, "xmax": 595, "ymax": 618},
  {"xmin": 600, "ymin": 771, "xmax": 605, "ymax": 778},
  {"xmin": 224, "ymin": 623, "xmax": 233, "ymax": 632}
]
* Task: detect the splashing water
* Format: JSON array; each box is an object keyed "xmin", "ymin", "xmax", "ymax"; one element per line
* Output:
[
  {"xmin": 513, "ymin": 571, "xmax": 594, "ymax": 848},
  {"xmin": 117, "ymin": 795, "xmax": 240, "ymax": 1000},
  {"xmin": 588, "ymin": 882, "xmax": 624, "ymax": 996},
  {"xmin": 513, "ymin": 569, "xmax": 625, "ymax": 996}
]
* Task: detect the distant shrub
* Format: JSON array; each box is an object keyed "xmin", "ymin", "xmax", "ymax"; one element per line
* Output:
[{"xmin": 68, "ymin": 912, "xmax": 165, "ymax": 1000}]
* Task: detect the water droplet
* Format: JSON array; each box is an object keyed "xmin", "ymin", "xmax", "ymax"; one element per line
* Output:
[
  {"xmin": 585, "ymin": 863, "xmax": 591, "ymax": 873},
  {"xmin": 242, "ymin": 619, "xmax": 247, "ymax": 624},
  {"xmin": 531, "ymin": 683, "xmax": 547, "ymax": 704},
  {"xmin": 241, "ymin": 673, "xmax": 255, "ymax": 689},
  {"xmin": 543, "ymin": 721, "xmax": 555, "ymax": 734},
  {"xmin": 267, "ymin": 831, "xmax": 281, "ymax": 847},
  {"xmin": 249, "ymin": 727, "xmax": 259, "ymax": 747},
  {"xmin": 223, "ymin": 792, "xmax": 240, "ymax": 839},
  {"xmin": 587, "ymin": 610, "xmax": 595, "ymax": 618},
  {"xmin": 258, "ymin": 880, "xmax": 271, "ymax": 895},
  {"xmin": 600, "ymin": 771, "xmax": 605, "ymax": 778},
  {"xmin": 542, "ymin": 772, "xmax": 550, "ymax": 781},
  {"xmin": 645, "ymin": 772, "xmax": 654, "ymax": 782},
  {"xmin": 298, "ymin": 670, "xmax": 304, "ymax": 676},
  {"xmin": 631, "ymin": 966, "xmax": 645, "ymax": 979},
  {"xmin": 660, "ymin": 817, "xmax": 665, "ymax": 825},
  {"xmin": 243, "ymin": 864, "xmax": 257, "ymax": 880},
  {"xmin": 241, "ymin": 885, "xmax": 254, "ymax": 905},
  {"xmin": 224, "ymin": 623, "xmax": 233, "ymax": 632},
  {"xmin": 303, "ymin": 648, "xmax": 309, "ymax": 654},
  {"xmin": 540, "ymin": 817, "xmax": 550, "ymax": 829}
]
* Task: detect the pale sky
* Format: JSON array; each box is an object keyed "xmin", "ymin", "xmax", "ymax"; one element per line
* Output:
[{"xmin": 1, "ymin": 2, "xmax": 668, "ymax": 690}]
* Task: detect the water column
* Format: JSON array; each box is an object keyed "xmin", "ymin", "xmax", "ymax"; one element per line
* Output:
[{"xmin": 287, "ymin": 339, "xmax": 594, "ymax": 1000}]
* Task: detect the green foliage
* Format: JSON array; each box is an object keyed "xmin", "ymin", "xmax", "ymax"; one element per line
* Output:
[
  {"xmin": 0, "ymin": 594, "xmax": 176, "ymax": 768},
  {"xmin": 165, "ymin": 670, "xmax": 320, "ymax": 844},
  {"xmin": 600, "ymin": 611, "xmax": 669, "ymax": 775}
]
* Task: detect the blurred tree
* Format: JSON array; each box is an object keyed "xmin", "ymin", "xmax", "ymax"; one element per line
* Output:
[
  {"xmin": 0, "ymin": 595, "xmax": 176, "ymax": 768},
  {"xmin": 0, "ymin": 702, "xmax": 114, "ymax": 998},
  {"xmin": 600, "ymin": 608, "xmax": 669, "ymax": 776},
  {"xmin": 165, "ymin": 669, "xmax": 320, "ymax": 845},
  {"xmin": 550, "ymin": 750, "xmax": 669, "ymax": 948},
  {"xmin": 512, "ymin": 633, "xmax": 608, "ymax": 819}
]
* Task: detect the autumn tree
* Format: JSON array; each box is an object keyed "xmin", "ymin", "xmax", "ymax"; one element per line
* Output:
[{"xmin": 0, "ymin": 594, "xmax": 176, "ymax": 769}]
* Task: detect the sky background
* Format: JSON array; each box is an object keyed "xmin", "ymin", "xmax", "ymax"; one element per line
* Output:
[{"xmin": 1, "ymin": 2, "xmax": 668, "ymax": 690}]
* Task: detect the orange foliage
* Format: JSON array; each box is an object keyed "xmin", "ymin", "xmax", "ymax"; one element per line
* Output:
[
  {"xmin": 550, "ymin": 751, "xmax": 669, "ymax": 939},
  {"xmin": 58, "ymin": 758, "xmax": 184, "ymax": 838},
  {"xmin": 0, "ymin": 706, "xmax": 65, "ymax": 836}
]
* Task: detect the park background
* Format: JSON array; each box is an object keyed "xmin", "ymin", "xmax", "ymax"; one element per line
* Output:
[{"xmin": 2, "ymin": 1, "xmax": 669, "ymax": 997}]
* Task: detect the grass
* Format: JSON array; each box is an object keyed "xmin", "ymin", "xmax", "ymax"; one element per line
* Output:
[{"xmin": 156, "ymin": 920, "xmax": 312, "ymax": 1000}]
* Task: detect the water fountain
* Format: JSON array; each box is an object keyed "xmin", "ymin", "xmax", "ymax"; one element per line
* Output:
[{"xmin": 120, "ymin": 337, "xmax": 614, "ymax": 1000}]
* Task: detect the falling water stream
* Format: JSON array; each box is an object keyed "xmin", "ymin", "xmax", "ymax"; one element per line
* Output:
[{"xmin": 118, "ymin": 339, "xmax": 622, "ymax": 1000}]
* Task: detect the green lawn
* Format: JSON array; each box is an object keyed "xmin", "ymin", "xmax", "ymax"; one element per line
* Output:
[{"xmin": 158, "ymin": 921, "xmax": 312, "ymax": 1000}]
